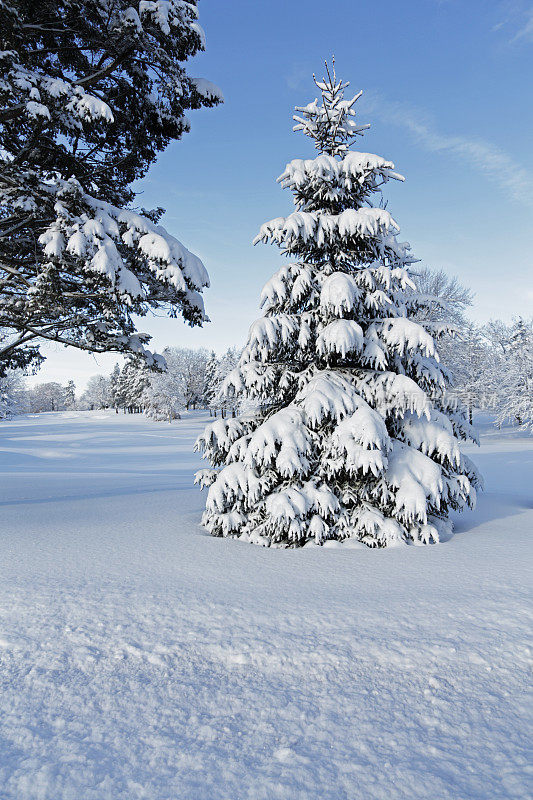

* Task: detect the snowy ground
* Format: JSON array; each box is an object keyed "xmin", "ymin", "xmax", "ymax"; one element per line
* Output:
[{"xmin": 0, "ymin": 410, "xmax": 531, "ymax": 800}]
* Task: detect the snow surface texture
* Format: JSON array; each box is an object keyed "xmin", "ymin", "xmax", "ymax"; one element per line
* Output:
[{"xmin": 0, "ymin": 411, "xmax": 531, "ymax": 800}]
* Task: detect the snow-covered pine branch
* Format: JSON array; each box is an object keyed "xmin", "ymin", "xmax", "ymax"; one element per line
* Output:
[
  {"xmin": 195, "ymin": 62, "xmax": 482, "ymax": 549},
  {"xmin": 0, "ymin": 0, "xmax": 222, "ymax": 376}
]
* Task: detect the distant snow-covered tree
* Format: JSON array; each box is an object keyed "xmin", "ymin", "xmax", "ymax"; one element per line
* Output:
[
  {"xmin": 142, "ymin": 346, "xmax": 208, "ymax": 418},
  {"xmin": 410, "ymin": 267, "xmax": 486, "ymax": 421},
  {"xmin": 447, "ymin": 323, "xmax": 492, "ymax": 424},
  {"xmin": 492, "ymin": 318, "xmax": 533, "ymax": 431},
  {"xmin": 0, "ymin": 0, "xmax": 222, "ymax": 376},
  {"xmin": 113, "ymin": 363, "xmax": 131, "ymax": 412},
  {"xmin": 29, "ymin": 381, "xmax": 65, "ymax": 412},
  {"xmin": 215, "ymin": 347, "xmax": 241, "ymax": 418},
  {"xmin": 114, "ymin": 357, "xmax": 149, "ymax": 413},
  {"xmin": 483, "ymin": 319, "xmax": 510, "ymax": 356},
  {"xmin": 109, "ymin": 363, "xmax": 122, "ymax": 412},
  {"xmin": 162, "ymin": 347, "xmax": 209, "ymax": 410},
  {"xmin": 200, "ymin": 348, "xmax": 241, "ymax": 417},
  {"xmin": 81, "ymin": 374, "xmax": 111, "ymax": 409},
  {"xmin": 142, "ymin": 349, "xmax": 186, "ymax": 422},
  {"xmin": 0, "ymin": 369, "xmax": 27, "ymax": 418},
  {"xmin": 202, "ymin": 351, "xmax": 218, "ymax": 413},
  {"xmin": 413, "ymin": 267, "xmax": 473, "ymax": 330},
  {"xmin": 196, "ymin": 63, "xmax": 481, "ymax": 548},
  {"xmin": 63, "ymin": 379, "xmax": 76, "ymax": 409},
  {"xmin": 142, "ymin": 375, "xmax": 183, "ymax": 422}
]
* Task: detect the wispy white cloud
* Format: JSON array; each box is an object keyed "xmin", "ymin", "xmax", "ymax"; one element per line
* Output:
[
  {"xmin": 511, "ymin": 6, "xmax": 533, "ymax": 41},
  {"xmin": 362, "ymin": 93, "xmax": 533, "ymax": 207},
  {"xmin": 286, "ymin": 64, "xmax": 313, "ymax": 92},
  {"xmin": 492, "ymin": 2, "xmax": 533, "ymax": 43}
]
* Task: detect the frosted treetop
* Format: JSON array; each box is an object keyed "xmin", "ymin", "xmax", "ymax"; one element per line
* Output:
[{"xmin": 293, "ymin": 59, "xmax": 370, "ymax": 157}]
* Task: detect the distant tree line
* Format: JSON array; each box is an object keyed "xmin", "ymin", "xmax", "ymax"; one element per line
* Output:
[
  {"xmin": 1, "ymin": 274, "xmax": 532, "ymax": 431},
  {"xmin": 413, "ymin": 269, "xmax": 532, "ymax": 430},
  {"xmin": 0, "ymin": 346, "xmax": 242, "ymax": 420},
  {"xmin": 0, "ymin": 377, "xmax": 77, "ymax": 417}
]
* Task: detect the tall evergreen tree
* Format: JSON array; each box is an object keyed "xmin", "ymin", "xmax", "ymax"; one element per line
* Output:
[{"xmin": 196, "ymin": 64, "xmax": 481, "ymax": 548}]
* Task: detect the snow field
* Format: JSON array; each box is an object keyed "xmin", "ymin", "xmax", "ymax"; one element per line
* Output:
[{"xmin": 0, "ymin": 411, "xmax": 531, "ymax": 800}]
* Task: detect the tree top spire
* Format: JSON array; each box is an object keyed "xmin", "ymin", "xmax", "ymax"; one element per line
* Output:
[{"xmin": 293, "ymin": 58, "xmax": 370, "ymax": 157}]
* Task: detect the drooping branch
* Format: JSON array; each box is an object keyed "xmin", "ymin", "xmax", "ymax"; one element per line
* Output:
[{"xmin": 0, "ymin": 0, "xmax": 222, "ymax": 374}]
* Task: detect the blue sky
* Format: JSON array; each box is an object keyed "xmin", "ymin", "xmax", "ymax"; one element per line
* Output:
[{"xmin": 33, "ymin": 0, "xmax": 533, "ymax": 388}]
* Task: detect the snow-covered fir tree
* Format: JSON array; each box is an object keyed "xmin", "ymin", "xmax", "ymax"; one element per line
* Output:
[
  {"xmin": 201, "ymin": 348, "xmax": 241, "ymax": 417},
  {"xmin": 63, "ymin": 380, "xmax": 76, "ymax": 409},
  {"xmin": 109, "ymin": 363, "xmax": 122, "ymax": 412},
  {"xmin": 196, "ymin": 63, "xmax": 481, "ymax": 548},
  {"xmin": 202, "ymin": 351, "xmax": 219, "ymax": 413},
  {"xmin": 114, "ymin": 358, "xmax": 149, "ymax": 413},
  {"xmin": 216, "ymin": 347, "xmax": 241, "ymax": 417},
  {"xmin": 0, "ymin": 0, "xmax": 222, "ymax": 376},
  {"xmin": 113, "ymin": 365, "xmax": 130, "ymax": 412}
]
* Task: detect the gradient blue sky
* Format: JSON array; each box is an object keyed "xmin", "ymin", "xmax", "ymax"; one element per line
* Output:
[{"xmin": 32, "ymin": 0, "xmax": 533, "ymax": 388}]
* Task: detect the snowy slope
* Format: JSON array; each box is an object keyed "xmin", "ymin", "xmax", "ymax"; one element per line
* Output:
[{"xmin": 0, "ymin": 411, "xmax": 531, "ymax": 800}]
